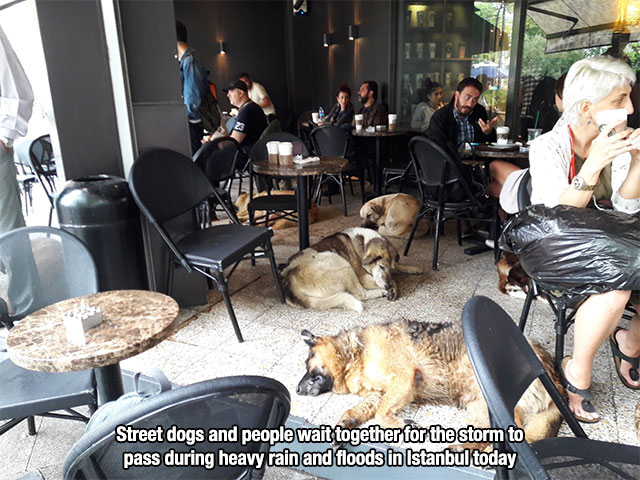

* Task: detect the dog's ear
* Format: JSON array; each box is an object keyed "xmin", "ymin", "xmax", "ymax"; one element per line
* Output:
[
  {"xmin": 370, "ymin": 203, "xmax": 384, "ymax": 218},
  {"xmin": 301, "ymin": 329, "xmax": 318, "ymax": 347}
]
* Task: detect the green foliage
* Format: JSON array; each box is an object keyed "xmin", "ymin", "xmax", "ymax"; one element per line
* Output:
[{"xmin": 625, "ymin": 43, "xmax": 640, "ymax": 70}]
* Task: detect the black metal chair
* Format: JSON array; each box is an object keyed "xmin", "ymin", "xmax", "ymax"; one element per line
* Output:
[
  {"xmin": 382, "ymin": 162, "xmax": 417, "ymax": 194},
  {"xmin": 63, "ymin": 375, "xmax": 291, "ymax": 480},
  {"xmin": 297, "ymin": 109, "xmax": 315, "ymax": 151},
  {"xmin": 247, "ymin": 133, "xmax": 309, "ymax": 228},
  {"xmin": 129, "ymin": 148, "xmax": 284, "ymax": 343},
  {"xmin": 13, "ymin": 140, "xmax": 37, "ymax": 215},
  {"xmin": 404, "ymin": 137, "xmax": 500, "ymax": 270},
  {"xmin": 462, "ymin": 296, "xmax": 640, "ymax": 479},
  {"xmin": 28, "ymin": 134, "xmax": 58, "ymax": 226},
  {"xmin": 310, "ymin": 125, "xmax": 365, "ymax": 216},
  {"xmin": 0, "ymin": 226, "xmax": 98, "ymax": 437},
  {"xmin": 192, "ymin": 137, "xmax": 241, "ymax": 224}
]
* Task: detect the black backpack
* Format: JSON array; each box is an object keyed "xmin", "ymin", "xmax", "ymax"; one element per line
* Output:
[{"xmin": 199, "ymin": 80, "xmax": 222, "ymax": 133}]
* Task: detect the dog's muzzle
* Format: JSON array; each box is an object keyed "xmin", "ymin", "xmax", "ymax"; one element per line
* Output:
[{"xmin": 296, "ymin": 371, "xmax": 333, "ymax": 396}]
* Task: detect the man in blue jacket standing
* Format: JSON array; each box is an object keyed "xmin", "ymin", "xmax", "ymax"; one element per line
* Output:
[{"xmin": 176, "ymin": 20, "xmax": 209, "ymax": 154}]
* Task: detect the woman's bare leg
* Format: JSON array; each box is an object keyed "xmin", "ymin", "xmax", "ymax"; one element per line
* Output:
[
  {"xmin": 487, "ymin": 160, "xmax": 520, "ymax": 198},
  {"xmin": 564, "ymin": 290, "xmax": 632, "ymax": 420}
]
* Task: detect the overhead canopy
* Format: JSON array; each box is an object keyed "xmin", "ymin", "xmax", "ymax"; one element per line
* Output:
[{"xmin": 527, "ymin": 0, "xmax": 640, "ymax": 53}]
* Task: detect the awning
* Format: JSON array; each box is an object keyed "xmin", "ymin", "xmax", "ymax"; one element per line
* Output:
[{"xmin": 527, "ymin": 0, "xmax": 640, "ymax": 53}]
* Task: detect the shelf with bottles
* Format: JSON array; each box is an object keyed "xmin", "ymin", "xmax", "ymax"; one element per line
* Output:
[{"xmin": 402, "ymin": 40, "xmax": 469, "ymax": 60}]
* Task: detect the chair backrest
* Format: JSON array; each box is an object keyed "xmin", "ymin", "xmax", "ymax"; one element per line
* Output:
[
  {"xmin": 517, "ymin": 168, "xmax": 532, "ymax": 212},
  {"xmin": 28, "ymin": 134, "xmax": 56, "ymax": 177},
  {"xmin": 250, "ymin": 132, "xmax": 309, "ymax": 164},
  {"xmin": 63, "ymin": 375, "xmax": 291, "ymax": 480},
  {"xmin": 409, "ymin": 136, "xmax": 476, "ymax": 203},
  {"xmin": 130, "ymin": 149, "xmax": 214, "ymax": 225},
  {"xmin": 192, "ymin": 137, "xmax": 239, "ymax": 184},
  {"xmin": 259, "ymin": 118, "xmax": 282, "ymax": 139},
  {"xmin": 461, "ymin": 296, "xmax": 585, "ymax": 478},
  {"xmin": 310, "ymin": 125, "xmax": 350, "ymax": 158},
  {"xmin": 0, "ymin": 226, "xmax": 99, "ymax": 327}
]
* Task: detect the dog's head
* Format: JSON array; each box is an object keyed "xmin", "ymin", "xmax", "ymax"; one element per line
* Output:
[
  {"xmin": 296, "ymin": 330, "xmax": 343, "ymax": 396},
  {"xmin": 361, "ymin": 237, "xmax": 398, "ymax": 290},
  {"xmin": 360, "ymin": 202, "xmax": 385, "ymax": 230}
]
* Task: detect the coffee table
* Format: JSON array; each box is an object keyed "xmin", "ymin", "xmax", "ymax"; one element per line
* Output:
[
  {"xmin": 252, "ymin": 156, "xmax": 348, "ymax": 250},
  {"xmin": 7, "ymin": 290, "xmax": 179, "ymax": 404}
]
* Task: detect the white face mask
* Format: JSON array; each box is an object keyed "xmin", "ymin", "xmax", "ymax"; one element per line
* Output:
[{"xmin": 594, "ymin": 108, "xmax": 628, "ymax": 134}]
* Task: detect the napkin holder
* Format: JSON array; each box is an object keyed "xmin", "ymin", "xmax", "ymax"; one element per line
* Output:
[{"xmin": 63, "ymin": 302, "xmax": 102, "ymax": 345}]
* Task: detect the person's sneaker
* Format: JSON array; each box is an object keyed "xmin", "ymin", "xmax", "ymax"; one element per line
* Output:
[{"xmin": 485, "ymin": 239, "xmax": 495, "ymax": 249}]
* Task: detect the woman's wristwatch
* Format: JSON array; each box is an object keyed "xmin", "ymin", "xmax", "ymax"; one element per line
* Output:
[{"xmin": 571, "ymin": 176, "xmax": 597, "ymax": 191}]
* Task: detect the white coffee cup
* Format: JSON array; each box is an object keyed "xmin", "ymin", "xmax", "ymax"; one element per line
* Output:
[
  {"xmin": 496, "ymin": 126, "xmax": 510, "ymax": 144},
  {"xmin": 388, "ymin": 114, "xmax": 397, "ymax": 132},
  {"xmin": 278, "ymin": 142, "xmax": 293, "ymax": 165},
  {"xmin": 355, "ymin": 114, "xmax": 364, "ymax": 131},
  {"xmin": 266, "ymin": 141, "xmax": 280, "ymax": 164},
  {"xmin": 311, "ymin": 112, "xmax": 320, "ymax": 124}
]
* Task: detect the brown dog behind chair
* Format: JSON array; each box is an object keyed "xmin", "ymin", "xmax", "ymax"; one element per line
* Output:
[
  {"xmin": 497, "ymin": 252, "xmax": 531, "ymax": 297},
  {"xmin": 360, "ymin": 193, "xmax": 428, "ymax": 238}
]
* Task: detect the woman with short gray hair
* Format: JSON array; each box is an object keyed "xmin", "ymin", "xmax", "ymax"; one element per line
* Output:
[{"xmin": 529, "ymin": 55, "xmax": 640, "ymax": 423}]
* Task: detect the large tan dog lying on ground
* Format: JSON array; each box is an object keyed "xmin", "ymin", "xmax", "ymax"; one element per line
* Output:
[
  {"xmin": 360, "ymin": 193, "xmax": 427, "ymax": 238},
  {"xmin": 297, "ymin": 320, "xmax": 564, "ymax": 450},
  {"xmin": 234, "ymin": 190, "xmax": 319, "ymax": 230},
  {"xmin": 282, "ymin": 227, "xmax": 422, "ymax": 312}
]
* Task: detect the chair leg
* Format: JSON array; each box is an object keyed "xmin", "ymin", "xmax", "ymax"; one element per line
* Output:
[
  {"xmin": 493, "ymin": 207, "xmax": 501, "ymax": 264},
  {"xmin": 265, "ymin": 242, "xmax": 285, "ymax": 303},
  {"xmin": 360, "ymin": 171, "xmax": 366, "ymax": 205},
  {"xmin": 340, "ymin": 174, "xmax": 347, "ymax": 217},
  {"xmin": 555, "ymin": 304, "xmax": 567, "ymax": 369},
  {"xmin": 27, "ymin": 416, "xmax": 36, "ymax": 435},
  {"xmin": 456, "ymin": 219, "xmax": 462, "ymax": 246},
  {"xmin": 48, "ymin": 205, "xmax": 53, "ymax": 227},
  {"xmin": 519, "ymin": 282, "xmax": 536, "ymax": 331},
  {"xmin": 403, "ymin": 212, "xmax": 422, "ymax": 257},
  {"xmin": 432, "ymin": 207, "xmax": 443, "ymax": 270},
  {"xmin": 213, "ymin": 269, "xmax": 244, "ymax": 343}
]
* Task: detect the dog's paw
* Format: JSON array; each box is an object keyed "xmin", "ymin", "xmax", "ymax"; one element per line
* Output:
[{"xmin": 385, "ymin": 286, "xmax": 398, "ymax": 301}]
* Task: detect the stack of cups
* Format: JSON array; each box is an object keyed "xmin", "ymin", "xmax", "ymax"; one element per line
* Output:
[
  {"xmin": 354, "ymin": 114, "xmax": 364, "ymax": 132},
  {"xmin": 388, "ymin": 114, "xmax": 397, "ymax": 132},
  {"xmin": 278, "ymin": 142, "xmax": 293, "ymax": 165},
  {"xmin": 496, "ymin": 126, "xmax": 510, "ymax": 144},
  {"xmin": 266, "ymin": 141, "xmax": 280, "ymax": 164}
]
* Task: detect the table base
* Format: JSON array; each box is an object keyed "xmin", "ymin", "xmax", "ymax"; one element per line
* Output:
[{"xmin": 95, "ymin": 363, "xmax": 125, "ymax": 405}]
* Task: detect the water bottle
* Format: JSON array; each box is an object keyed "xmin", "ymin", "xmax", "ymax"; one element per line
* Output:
[{"xmin": 318, "ymin": 107, "xmax": 324, "ymax": 122}]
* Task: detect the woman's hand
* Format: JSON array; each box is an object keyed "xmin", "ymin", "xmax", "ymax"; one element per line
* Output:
[{"xmin": 583, "ymin": 121, "xmax": 638, "ymax": 176}]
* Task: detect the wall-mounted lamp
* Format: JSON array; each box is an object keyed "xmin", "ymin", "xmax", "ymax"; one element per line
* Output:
[
  {"xmin": 323, "ymin": 33, "xmax": 331, "ymax": 47},
  {"xmin": 348, "ymin": 25, "xmax": 358, "ymax": 40},
  {"xmin": 219, "ymin": 41, "xmax": 226, "ymax": 54}
]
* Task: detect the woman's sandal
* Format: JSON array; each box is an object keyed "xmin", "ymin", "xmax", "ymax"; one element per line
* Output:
[
  {"xmin": 560, "ymin": 356, "xmax": 601, "ymax": 424},
  {"xmin": 609, "ymin": 327, "xmax": 640, "ymax": 390}
]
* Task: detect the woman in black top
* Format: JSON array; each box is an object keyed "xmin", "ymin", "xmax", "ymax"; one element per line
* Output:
[{"xmin": 323, "ymin": 84, "xmax": 354, "ymax": 130}]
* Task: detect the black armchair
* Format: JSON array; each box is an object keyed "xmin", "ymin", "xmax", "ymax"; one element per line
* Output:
[
  {"xmin": 28, "ymin": 134, "xmax": 58, "ymax": 226},
  {"xmin": 0, "ymin": 226, "xmax": 98, "ymax": 437},
  {"xmin": 63, "ymin": 375, "xmax": 291, "ymax": 480},
  {"xmin": 129, "ymin": 148, "xmax": 285, "ymax": 343},
  {"xmin": 404, "ymin": 137, "xmax": 500, "ymax": 270},
  {"xmin": 462, "ymin": 296, "xmax": 640, "ymax": 479},
  {"xmin": 310, "ymin": 125, "xmax": 365, "ymax": 216}
]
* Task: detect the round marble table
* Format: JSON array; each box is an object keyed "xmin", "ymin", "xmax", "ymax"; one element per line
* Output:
[
  {"xmin": 351, "ymin": 128, "xmax": 417, "ymax": 197},
  {"xmin": 7, "ymin": 290, "xmax": 179, "ymax": 404},
  {"xmin": 253, "ymin": 156, "xmax": 348, "ymax": 250},
  {"xmin": 473, "ymin": 144, "xmax": 530, "ymax": 167}
]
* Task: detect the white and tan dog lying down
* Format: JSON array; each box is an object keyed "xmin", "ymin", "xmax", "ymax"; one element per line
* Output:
[
  {"xmin": 282, "ymin": 227, "xmax": 422, "ymax": 312},
  {"xmin": 360, "ymin": 193, "xmax": 428, "ymax": 238},
  {"xmin": 235, "ymin": 190, "xmax": 319, "ymax": 230}
]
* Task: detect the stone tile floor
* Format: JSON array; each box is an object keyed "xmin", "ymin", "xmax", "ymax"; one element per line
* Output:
[{"xmin": 1, "ymin": 189, "xmax": 638, "ymax": 479}]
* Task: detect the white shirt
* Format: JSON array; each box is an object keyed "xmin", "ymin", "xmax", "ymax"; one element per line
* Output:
[
  {"xmin": 0, "ymin": 25, "xmax": 33, "ymax": 146},
  {"xmin": 247, "ymin": 81, "xmax": 275, "ymax": 116},
  {"xmin": 529, "ymin": 121, "xmax": 640, "ymax": 214}
]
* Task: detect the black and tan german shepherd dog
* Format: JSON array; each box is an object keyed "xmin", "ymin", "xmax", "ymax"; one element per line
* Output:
[{"xmin": 297, "ymin": 320, "xmax": 564, "ymax": 450}]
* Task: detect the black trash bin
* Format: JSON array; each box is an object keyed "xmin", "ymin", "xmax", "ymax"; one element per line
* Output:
[{"xmin": 56, "ymin": 175, "xmax": 148, "ymax": 291}]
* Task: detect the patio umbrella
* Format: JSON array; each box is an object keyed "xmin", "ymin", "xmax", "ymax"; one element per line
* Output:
[{"xmin": 471, "ymin": 63, "xmax": 509, "ymax": 78}]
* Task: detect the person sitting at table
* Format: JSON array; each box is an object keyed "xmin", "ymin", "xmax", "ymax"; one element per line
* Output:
[
  {"xmin": 411, "ymin": 79, "xmax": 443, "ymax": 133},
  {"xmin": 527, "ymin": 76, "xmax": 560, "ymax": 134},
  {"xmin": 529, "ymin": 55, "xmax": 640, "ymax": 423},
  {"xmin": 222, "ymin": 79, "xmax": 267, "ymax": 160},
  {"xmin": 319, "ymin": 83, "xmax": 354, "ymax": 132},
  {"xmin": 426, "ymin": 77, "xmax": 517, "ymax": 199},
  {"xmin": 352, "ymin": 80, "xmax": 387, "ymax": 129}
]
